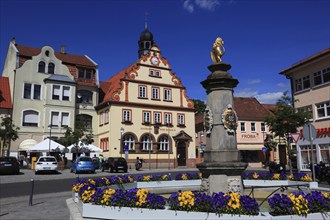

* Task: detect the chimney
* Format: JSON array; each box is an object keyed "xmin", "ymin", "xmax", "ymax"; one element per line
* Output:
[
  {"xmin": 11, "ymin": 37, "xmax": 16, "ymax": 45},
  {"xmin": 60, "ymin": 45, "xmax": 65, "ymax": 54}
]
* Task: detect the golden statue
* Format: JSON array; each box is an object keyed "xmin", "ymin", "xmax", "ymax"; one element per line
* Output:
[{"xmin": 210, "ymin": 37, "xmax": 225, "ymax": 64}]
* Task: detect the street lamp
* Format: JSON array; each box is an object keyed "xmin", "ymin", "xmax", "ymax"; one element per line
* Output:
[
  {"xmin": 167, "ymin": 123, "xmax": 170, "ymax": 170},
  {"xmin": 120, "ymin": 127, "xmax": 124, "ymax": 157},
  {"xmin": 48, "ymin": 124, "xmax": 52, "ymax": 155}
]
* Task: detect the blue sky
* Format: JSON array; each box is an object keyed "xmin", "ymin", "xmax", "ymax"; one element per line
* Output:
[{"xmin": 1, "ymin": 0, "xmax": 329, "ymax": 104}]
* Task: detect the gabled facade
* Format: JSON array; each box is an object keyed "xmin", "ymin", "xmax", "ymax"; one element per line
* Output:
[
  {"xmin": 96, "ymin": 28, "xmax": 196, "ymax": 168},
  {"xmin": 1, "ymin": 38, "xmax": 99, "ymax": 155},
  {"xmin": 195, "ymin": 97, "xmax": 275, "ymax": 168},
  {"xmin": 280, "ymin": 48, "xmax": 330, "ymax": 171}
]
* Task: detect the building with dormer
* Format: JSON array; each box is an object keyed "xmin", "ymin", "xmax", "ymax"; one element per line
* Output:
[
  {"xmin": 96, "ymin": 27, "xmax": 196, "ymax": 168},
  {"xmin": 280, "ymin": 48, "xmax": 330, "ymax": 171},
  {"xmin": 1, "ymin": 38, "xmax": 99, "ymax": 156}
]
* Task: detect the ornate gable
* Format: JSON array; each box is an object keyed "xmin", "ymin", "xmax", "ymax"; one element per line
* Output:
[{"xmin": 173, "ymin": 130, "xmax": 193, "ymax": 142}]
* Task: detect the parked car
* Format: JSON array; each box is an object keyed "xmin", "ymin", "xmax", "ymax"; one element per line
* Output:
[
  {"xmin": 103, "ymin": 157, "xmax": 128, "ymax": 173},
  {"xmin": 0, "ymin": 156, "xmax": 20, "ymax": 175},
  {"xmin": 35, "ymin": 156, "xmax": 58, "ymax": 174},
  {"xmin": 70, "ymin": 156, "xmax": 95, "ymax": 174}
]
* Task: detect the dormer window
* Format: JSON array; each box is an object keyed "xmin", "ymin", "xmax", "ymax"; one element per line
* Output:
[
  {"xmin": 48, "ymin": 63, "xmax": 55, "ymax": 74},
  {"xmin": 78, "ymin": 68, "xmax": 93, "ymax": 81},
  {"xmin": 38, "ymin": 61, "xmax": 45, "ymax": 73}
]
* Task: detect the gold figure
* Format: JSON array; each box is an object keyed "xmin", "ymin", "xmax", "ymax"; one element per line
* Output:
[{"xmin": 210, "ymin": 37, "xmax": 225, "ymax": 64}]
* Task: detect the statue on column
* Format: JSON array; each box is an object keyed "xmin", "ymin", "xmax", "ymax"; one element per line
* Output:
[{"xmin": 210, "ymin": 37, "xmax": 225, "ymax": 64}]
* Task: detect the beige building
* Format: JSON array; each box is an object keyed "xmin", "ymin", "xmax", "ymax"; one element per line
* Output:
[
  {"xmin": 280, "ymin": 48, "xmax": 330, "ymax": 171},
  {"xmin": 96, "ymin": 28, "xmax": 196, "ymax": 168},
  {"xmin": 1, "ymin": 38, "xmax": 99, "ymax": 156},
  {"xmin": 195, "ymin": 97, "xmax": 275, "ymax": 168}
]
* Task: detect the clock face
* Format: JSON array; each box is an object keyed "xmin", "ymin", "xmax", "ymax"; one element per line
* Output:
[{"xmin": 151, "ymin": 57, "xmax": 159, "ymax": 65}]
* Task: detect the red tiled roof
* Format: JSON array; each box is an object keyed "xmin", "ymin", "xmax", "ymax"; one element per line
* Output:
[
  {"xmin": 262, "ymin": 104, "xmax": 276, "ymax": 113},
  {"xmin": 0, "ymin": 77, "xmax": 13, "ymax": 109},
  {"xmin": 15, "ymin": 45, "xmax": 96, "ymax": 67},
  {"xmin": 100, "ymin": 64, "xmax": 134, "ymax": 104},
  {"xmin": 280, "ymin": 48, "xmax": 330, "ymax": 75},
  {"xmin": 234, "ymin": 97, "xmax": 272, "ymax": 121}
]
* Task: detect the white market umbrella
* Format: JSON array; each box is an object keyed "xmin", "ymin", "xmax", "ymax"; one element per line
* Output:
[
  {"xmin": 68, "ymin": 141, "xmax": 102, "ymax": 153},
  {"xmin": 27, "ymin": 138, "xmax": 65, "ymax": 152}
]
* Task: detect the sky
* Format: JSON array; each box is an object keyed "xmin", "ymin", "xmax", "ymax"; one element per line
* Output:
[{"xmin": 0, "ymin": 0, "xmax": 329, "ymax": 104}]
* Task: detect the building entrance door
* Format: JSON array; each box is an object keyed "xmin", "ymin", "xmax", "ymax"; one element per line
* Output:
[{"xmin": 177, "ymin": 141, "xmax": 186, "ymax": 166}]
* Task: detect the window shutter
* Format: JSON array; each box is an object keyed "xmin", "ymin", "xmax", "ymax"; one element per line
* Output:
[
  {"xmin": 24, "ymin": 111, "xmax": 38, "ymax": 123},
  {"xmin": 61, "ymin": 113, "xmax": 69, "ymax": 126},
  {"xmin": 51, "ymin": 112, "xmax": 59, "ymax": 126},
  {"xmin": 53, "ymin": 85, "xmax": 61, "ymax": 96}
]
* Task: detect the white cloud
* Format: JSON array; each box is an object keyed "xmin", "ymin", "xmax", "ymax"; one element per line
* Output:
[
  {"xmin": 247, "ymin": 79, "xmax": 261, "ymax": 84},
  {"xmin": 183, "ymin": 0, "xmax": 194, "ymax": 13},
  {"xmin": 277, "ymin": 82, "xmax": 289, "ymax": 88},
  {"xmin": 183, "ymin": 0, "xmax": 221, "ymax": 13},
  {"xmin": 235, "ymin": 88, "xmax": 282, "ymax": 104},
  {"xmin": 195, "ymin": 0, "xmax": 220, "ymax": 11},
  {"xmin": 235, "ymin": 88, "xmax": 258, "ymax": 97},
  {"xmin": 255, "ymin": 92, "xmax": 283, "ymax": 104}
]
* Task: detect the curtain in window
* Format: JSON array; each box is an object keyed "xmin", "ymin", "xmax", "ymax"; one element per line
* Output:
[
  {"xmin": 24, "ymin": 110, "xmax": 38, "ymax": 123},
  {"xmin": 61, "ymin": 113, "xmax": 69, "ymax": 126}
]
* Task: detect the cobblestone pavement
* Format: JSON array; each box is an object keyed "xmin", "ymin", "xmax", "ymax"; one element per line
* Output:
[{"xmin": 0, "ymin": 191, "xmax": 70, "ymax": 220}]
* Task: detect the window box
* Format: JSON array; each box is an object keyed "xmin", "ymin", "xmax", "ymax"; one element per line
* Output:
[
  {"xmin": 122, "ymin": 121, "xmax": 133, "ymax": 125},
  {"xmin": 177, "ymin": 124, "xmax": 186, "ymax": 128}
]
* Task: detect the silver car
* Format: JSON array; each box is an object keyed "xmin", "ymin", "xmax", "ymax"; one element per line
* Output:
[{"xmin": 35, "ymin": 156, "xmax": 58, "ymax": 174}]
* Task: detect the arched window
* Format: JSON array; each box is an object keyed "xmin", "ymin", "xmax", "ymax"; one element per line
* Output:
[
  {"xmin": 141, "ymin": 134, "xmax": 152, "ymax": 151},
  {"xmin": 48, "ymin": 62, "xmax": 55, "ymax": 74},
  {"xmin": 76, "ymin": 114, "xmax": 92, "ymax": 129},
  {"xmin": 38, "ymin": 61, "xmax": 45, "ymax": 73},
  {"xmin": 159, "ymin": 136, "xmax": 169, "ymax": 151},
  {"xmin": 22, "ymin": 110, "xmax": 39, "ymax": 127},
  {"xmin": 123, "ymin": 134, "xmax": 135, "ymax": 151}
]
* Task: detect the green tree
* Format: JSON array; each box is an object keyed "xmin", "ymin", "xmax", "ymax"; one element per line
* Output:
[
  {"xmin": 58, "ymin": 122, "xmax": 94, "ymax": 154},
  {"xmin": 0, "ymin": 117, "xmax": 20, "ymax": 156},
  {"xmin": 264, "ymin": 91, "xmax": 310, "ymax": 174},
  {"xmin": 192, "ymin": 99, "xmax": 206, "ymax": 114}
]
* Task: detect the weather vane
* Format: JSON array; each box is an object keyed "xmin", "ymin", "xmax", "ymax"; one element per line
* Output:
[{"xmin": 210, "ymin": 37, "xmax": 225, "ymax": 64}]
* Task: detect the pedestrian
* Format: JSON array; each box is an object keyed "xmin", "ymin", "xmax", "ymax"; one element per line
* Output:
[{"xmin": 98, "ymin": 154, "xmax": 104, "ymax": 170}]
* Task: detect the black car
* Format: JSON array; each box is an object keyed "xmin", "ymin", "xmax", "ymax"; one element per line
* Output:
[
  {"xmin": 0, "ymin": 156, "xmax": 20, "ymax": 175},
  {"xmin": 103, "ymin": 157, "xmax": 128, "ymax": 173}
]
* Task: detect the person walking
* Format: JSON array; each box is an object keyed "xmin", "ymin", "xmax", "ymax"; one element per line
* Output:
[{"xmin": 98, "ymin": 154, "xmax": 104, "ymax": 171}]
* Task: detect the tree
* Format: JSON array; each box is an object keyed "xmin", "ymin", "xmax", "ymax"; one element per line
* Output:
[
  {"xmin": 58, "ymin": 122, "xmax": 94, "ymax": 155},
  {"xmin": 192, "ymin": 99, "xmax": 206, "ymax": 114},
  {"xmin": 0, "ymin": 117, "xmax": 20, "ymax": 156},
  {"xmin": 264, "ymin": 91, "xmax": 310, "ymax": 174}
]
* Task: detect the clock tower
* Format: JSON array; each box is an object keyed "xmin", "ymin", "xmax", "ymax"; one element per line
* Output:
[{"xmin": 138, "ymin": 15, "xmax": 154, "ymax": 58}]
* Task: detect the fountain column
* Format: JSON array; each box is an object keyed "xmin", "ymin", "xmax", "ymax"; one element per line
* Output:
[{"xmin": 197, "ymin": 37, "xmax": 247, "ymax": 194}]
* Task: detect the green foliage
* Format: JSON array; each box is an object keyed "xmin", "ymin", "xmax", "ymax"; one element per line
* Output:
[
  {"xmin": 0, "ymin": 117, "xmax": 20, "ymax": 156},
  {"xmin": 264, "ymin": 91, "xmax": 309, "ymax": 137},
  {"xmin": 58, "ymin": 122, "xmax": 94, "ymax": 151},
  {"xmin": 192, "ymin": 99, "xmax": 206, "ymax": 114},
  {"xmin": 264, "ymin": 134, "xmax": 277, "ymax": 150}
]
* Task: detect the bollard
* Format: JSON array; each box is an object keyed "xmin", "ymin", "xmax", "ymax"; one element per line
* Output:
[{"xmin": 29, "ymin": 179, "xmax": 34, "ymax": 206}]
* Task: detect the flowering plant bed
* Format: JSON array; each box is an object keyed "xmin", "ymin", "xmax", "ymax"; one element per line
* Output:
[
  {"xmin": 268, "ymin": 191, "xmax": 330, "ymax": 216},
  {"xmin": 243, "ymin": 172, "xmax": 312, "ymax": 182},
  {"xmin": 74, "ymin": 187, "xmax": 330, "ymax": 219},
  {"xmin": 72, "ymin": 172, "xmax": 200, "ymax": 193},
  {"xmin": 76, "ymin": 188, "xmax": 263, "ymax": 219}
]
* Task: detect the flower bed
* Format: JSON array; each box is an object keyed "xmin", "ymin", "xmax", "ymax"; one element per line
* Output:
[
  {"xmin": 242, "ymin": 172, "xmax": 313, "ymax": 182},
  {"xmin": 72, "ymin": 172, "xmax": 201, "ymax": 202},
  {"xmin": 75, "ymin": 188, "xmax": 330, "ymax": 220},
  {"xmin": 242, "ymin": 172, "xmax": 317, "ymax": 188},
  {"xmin": 268, "ymin": 191, "xmax": 330, "ymax": 216},
  {"xmin": 77, "ymin": 188, "xmax": 262, "ymax": 219}
]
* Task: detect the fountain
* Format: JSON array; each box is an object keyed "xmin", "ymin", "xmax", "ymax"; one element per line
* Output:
[{"xmin": 197, "ymin": 37, "xmax": 248, "ymax": 194}]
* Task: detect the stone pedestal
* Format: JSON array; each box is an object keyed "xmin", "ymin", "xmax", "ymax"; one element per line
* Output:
[{"xmin": 197, "ymin": 63, "xmax": 247, "ymax": 195}]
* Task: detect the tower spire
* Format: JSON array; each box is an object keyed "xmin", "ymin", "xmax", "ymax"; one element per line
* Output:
[{"xmin": 145, "ymin": 12, "xmax": 148, "ymax": 29}]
